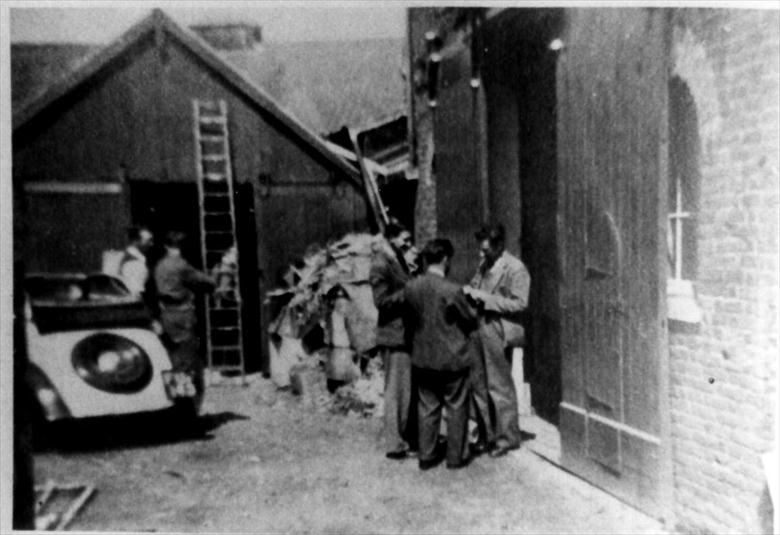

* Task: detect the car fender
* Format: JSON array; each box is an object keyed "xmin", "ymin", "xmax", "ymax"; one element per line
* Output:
[{"xmin": 27, "ymin": 326, "xmax": 176, "ymax": 418}]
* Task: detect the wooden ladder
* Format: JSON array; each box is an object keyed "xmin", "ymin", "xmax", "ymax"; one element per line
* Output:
[{"xmin": 192, "ymin": 99, "xmax": 245, "ymax": 382}]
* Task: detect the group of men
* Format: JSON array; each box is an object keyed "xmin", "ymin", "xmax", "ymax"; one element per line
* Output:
[
  {"xmin": 119, "ymin": 220, "xmax": 529, "ymax": 471},
  {"xmin": 370, "ymin": 222, "xmax": 531, "ymax": 471},
  {"xmin": 118, "ymin": 227, "xmax": 216, "ymax": 384}
]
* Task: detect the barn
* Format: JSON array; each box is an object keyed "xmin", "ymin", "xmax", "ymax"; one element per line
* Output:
[
  {"xmin": 12, "ymin": 9, "xmax": 374, "ymax": 374},
  {"xmin": 408, "ymin": 7, "xmax": 778, "ymax": 534}
]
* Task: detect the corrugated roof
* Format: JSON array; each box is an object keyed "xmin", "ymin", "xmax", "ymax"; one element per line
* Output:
[
  {"xmin": 11, "ymin": 43, "xmax": 102, "ymax": 107},
  {"xmin": 222, "ymin": 38, "xmax": 407, "ymax": 134},
  {"xmin": 12, "ymin": 36, "xmax": 407, "ymax": 136}
]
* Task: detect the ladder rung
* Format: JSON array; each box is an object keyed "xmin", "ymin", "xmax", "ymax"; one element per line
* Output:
[
  {"xmin": 203, "ymin": 173, "xmax": 226, "ymax": 181},
  {"xmin": 200, "ymin": 135, "xmax": 225, "ymax": 143},
  {"xmin": 197, "ymin": 101, "xmax": 222, "ymax": 111},
  {"xmin": 205, "ymin": 192, "xmax": 230, "ymax": 197},
  {"xmin": 203, "ymin": 210, "xmax": 232, "ymax": 215},
  {"xmin": 205, "ymin": 230, "xmax": 233, "ymax": 235},
  {"xmin": 210, "ymin": 305, "xmax": 240, "ymax": 311},
  {"xmin": 199, "ymin": 116, "xmax": 227, "ymax": 124},
  {"xmin": 212, "ymin": 327, "xmax": 240, "ymax": 332},
  {"xmin": 202, "ymin": 154, "xmax": 227, "ymax": 161},
  {"xmin": 212, "ymin": 345, "xmax": 242, "ymax": 351}
]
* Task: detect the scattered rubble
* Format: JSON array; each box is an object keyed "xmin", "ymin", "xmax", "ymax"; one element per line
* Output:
[{"xmin": 261, "ymin": 232, "xmax": 387, "ymax": 417}]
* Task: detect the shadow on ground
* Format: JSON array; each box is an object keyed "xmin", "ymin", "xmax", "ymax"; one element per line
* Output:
[{"xmin": 33, "ymin": 411, "xmax": 249, "ymax": 453}]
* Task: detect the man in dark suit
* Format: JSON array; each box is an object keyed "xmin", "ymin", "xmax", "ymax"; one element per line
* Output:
[
  {"xmin": 370, "ymin": 222, "xmax": 419, "ymax": 459},
  {"xmin": 402, "ymin": 239, "xmax": 478, "ymax": 470}
]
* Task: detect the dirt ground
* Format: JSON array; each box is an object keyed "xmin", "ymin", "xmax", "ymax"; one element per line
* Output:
[{"xmin": 34, "ymin": 375, "xmax": 667, "ymax": 533}]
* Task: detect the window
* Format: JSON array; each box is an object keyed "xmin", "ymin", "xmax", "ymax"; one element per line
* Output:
[
  {"xmin": 667, "ymin": 76, "xmax": 702, "ymax": 324},
  {"xmin": 667, "ymin": 76, "xmax": 700, "ymax": 282}
]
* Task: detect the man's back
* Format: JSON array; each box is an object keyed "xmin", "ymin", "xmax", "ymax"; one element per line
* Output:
[{"xmin": 404, "ymin": 273, "xmax": 476, "ymax": 371}]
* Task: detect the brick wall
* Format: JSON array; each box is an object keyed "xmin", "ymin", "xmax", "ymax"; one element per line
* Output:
[{"xmin": 669, "ymin": 9, "xmax": 779, "ymax": 534}]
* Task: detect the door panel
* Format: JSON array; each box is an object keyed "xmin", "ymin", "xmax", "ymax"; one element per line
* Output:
[{"xmin": 557, "ymin": 8, "xmax": 670, "ymax": 519}]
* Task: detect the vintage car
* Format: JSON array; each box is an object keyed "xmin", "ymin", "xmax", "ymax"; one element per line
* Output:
[{"xmin": 24, "ymin": 273, "xmax": 203, "ymax": 427}]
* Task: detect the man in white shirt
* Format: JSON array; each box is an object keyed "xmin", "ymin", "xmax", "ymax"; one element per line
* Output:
[{"xmin": 120, "ymin": 226, "xmax": 154, "ymax": 298}]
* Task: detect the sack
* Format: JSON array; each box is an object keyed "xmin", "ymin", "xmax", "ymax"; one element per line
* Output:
[
  {"xmin": 269, "ymin": 335, "xmax": 305, "ymax": 388},
  {"xmin": 325, "ymin": 347, "xmax": 360, "ymax": 382},
  {"xmin": 501, "ymin": 317, "xmax": 526, "ymax": 348}
]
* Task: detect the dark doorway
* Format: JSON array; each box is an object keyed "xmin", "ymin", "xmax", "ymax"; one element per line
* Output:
[
  {"xmin": 234, "ymin": 182, "xmax": 263, "ymax": 373},
  {"xmin": 483, "ymin": 11, "xmax": 563, "ymax": 426},
  {"xmin": 129, "ymin": 181, "xmax": 201, "ymax": 269},
  {"xmin": 517, "ymin": 39, "xmax": 561, "ymax": 425}
]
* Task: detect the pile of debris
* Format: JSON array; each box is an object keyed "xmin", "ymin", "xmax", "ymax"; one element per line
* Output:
[{"xmin": 266, "ymin": 232, "xmax": 388, "ymax": 417}]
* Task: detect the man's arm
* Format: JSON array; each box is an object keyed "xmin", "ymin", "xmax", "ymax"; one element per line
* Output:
[
  {"xmin": 369, "ymin": 258, "xmax": 407, "ymax": 321},
  {"xmin": 465, "ymin": 264, "xmax": 529, "ymax": 314},
  {"xmin": 182, "ymin": 263, "xmax": 216, "ymax": 292},
  {"xmin": 447, "ymin": 289, "xmax": 479, "ymax": 333}
]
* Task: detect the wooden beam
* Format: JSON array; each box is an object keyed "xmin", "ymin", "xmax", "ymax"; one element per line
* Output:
[
  {"xmin": 23, "ymin": 182, "xmax": 123, "ymax": 195},
  {"xmin": 349, "ymin": 128, "xmax": 388, "ymax": 233}
]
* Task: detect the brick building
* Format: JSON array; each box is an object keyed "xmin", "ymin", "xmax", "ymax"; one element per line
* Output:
[{"xmin": 408, "ymin": 7, "xmax": 778, "ymax": 534}]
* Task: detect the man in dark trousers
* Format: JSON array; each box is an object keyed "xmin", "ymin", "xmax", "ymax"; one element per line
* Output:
[
  {"xmin": 154, "ymin": 231, "xmax": 215, "ymax": 398},
  {"xmin": 464, "ymin": 223, "xmax": 530, "ymax": 458},
  {"xmin": 370, "ymin": 222, "xmax": 419, "ymax": 459},
  {"xmin": 402, "ymin": 239, "xmax": 477, "ymax": 470}
]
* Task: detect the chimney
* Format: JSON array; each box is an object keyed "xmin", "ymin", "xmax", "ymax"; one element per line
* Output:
[{"xmin": 191, "ymin": 23, "xmax": 263, "ymax": 51}]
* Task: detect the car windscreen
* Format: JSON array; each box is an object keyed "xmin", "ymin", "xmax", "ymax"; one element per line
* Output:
[{"xmin": 26, "ymin": 274, "xmax": 152, "ymax": 333}]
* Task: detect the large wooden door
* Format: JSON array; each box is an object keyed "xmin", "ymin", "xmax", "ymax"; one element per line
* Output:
[
  {"xmin": 434, "ymin": 41, "xmax": 485, "ymax": 283},
  {"xmin": 557, "ymin": 9, "xmax": 671, "ymax": 519}
]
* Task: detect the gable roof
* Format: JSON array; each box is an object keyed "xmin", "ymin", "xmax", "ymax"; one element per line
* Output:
[{"xmin": 12, "ymin": 9, "xmax": 360, "ymax": 181}]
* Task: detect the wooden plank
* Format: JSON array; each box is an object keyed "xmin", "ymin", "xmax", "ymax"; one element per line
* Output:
[
  {"xmin": 24, "ymin": 182, "xmax": 122, "ymax": 194},
  {"xmin": 557, "ymin": 7, "xmax": 668, "ymax": 519}
]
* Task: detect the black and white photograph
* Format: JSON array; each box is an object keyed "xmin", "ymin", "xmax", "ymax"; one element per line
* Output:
[{"xmin": 1, "ymin": 1, "xmax": 778, "ymax": 533}]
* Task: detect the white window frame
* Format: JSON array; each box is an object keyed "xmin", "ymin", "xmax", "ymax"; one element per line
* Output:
[{"xmin": 667, "ymin": 169, "xmax": 701, "ymax": 324}]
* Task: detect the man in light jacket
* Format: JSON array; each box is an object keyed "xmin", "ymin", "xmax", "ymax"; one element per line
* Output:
[{"xmin": 464, "ymin": 223, "xmax": 530, "ymax": 458}]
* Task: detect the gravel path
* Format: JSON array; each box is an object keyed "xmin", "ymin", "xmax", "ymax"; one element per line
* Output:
[{"xmin": 34, "ymin": 376, "xmax": 666, "ymax": 533}]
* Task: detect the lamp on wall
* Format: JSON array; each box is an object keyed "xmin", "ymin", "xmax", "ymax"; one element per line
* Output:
[
  {"xmin": 469, "ymin": 10, "xmax": 485, "ymax": 90},
  {"xmin": 425, "ymin": 31, "xmax": 442, "ymax": 108}
]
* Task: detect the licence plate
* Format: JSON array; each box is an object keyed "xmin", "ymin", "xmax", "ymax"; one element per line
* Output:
[{"xmin": 162, "ymin": 370, "xmax": 197, "ymax": 398}]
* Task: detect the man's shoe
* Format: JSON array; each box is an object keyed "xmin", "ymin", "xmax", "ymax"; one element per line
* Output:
[
  {"xmin": 488, "ymin": 441, "xmax": 520, "ymax": 458},
  {"xmin": 418, "ymin": 455, "xmax": 445, "ymax": 471},
  {"xmin": 385, "ymin": 450, "xmax": 408, "ymax": 460},
  {"xmin": 446, "ymin": 455, "xmax": 473, "ymax": 470},
  {"xmin": 469, "ymin": 441, "xmax": 494, "ymax": 456}
]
